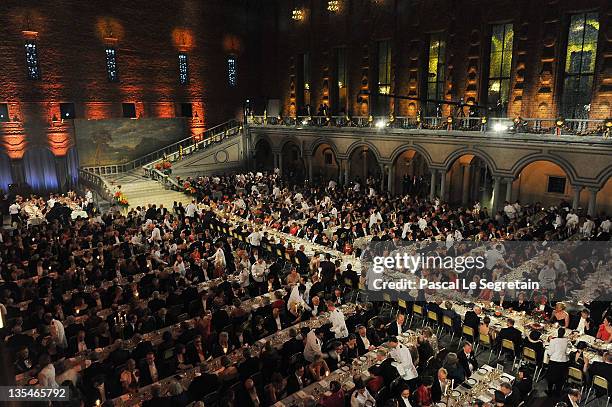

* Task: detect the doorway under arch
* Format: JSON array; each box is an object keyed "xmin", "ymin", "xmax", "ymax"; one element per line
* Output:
[{"xmin": 393, "ymin": 149, "xmax": 430, "ymax": 197}]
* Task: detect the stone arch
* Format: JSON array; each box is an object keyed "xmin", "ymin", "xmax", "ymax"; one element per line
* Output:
[
  {"xmin": 344, "ymin": 140, "xmax": 383, "ymax": 162},
  {"xmin": 281, "ymin": 140, "xmax": 305, "ymax": 179},
  {"xmin": 277, "ymin": 135, "xmax": 303, "ymax": 156},
  {"xmin": 510, "ymin": 153, "xmax": 579, "ymax": 186},
  {"xmin": 513, "ymin": 159, "xmax": 574, "ymax": 209},
  {"xmin": 309, "ymin": 137, "xmax": 341, "ymax": 159},
  {"xmin": 391, "ymin": 147, "xmax": 431, "ymax": 197},
  {"xmin": 311, "ymin": 141, "xmax": 340, "ymax": 183},
  {"xmin": 594, "ymin": 165, "xmax": 612, "ymax": 189},
  {"xmin": 346, "ymin": 143, "xmax": 382, "ymax": 184},
  {"xmin": 253, "ymin": 137, "xmax": 274, "ymax": 171},
  {"xmin": 443, "ymin": 147, "xmax": 498, "ymax": 173},
  {"xmin": 389, "ymin": 144, "xmax": 434, "ymax": 167}
]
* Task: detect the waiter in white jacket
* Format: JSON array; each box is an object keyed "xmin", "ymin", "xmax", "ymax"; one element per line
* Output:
[
  {"xmin": 326, "ymin": 300, "xmax": 348, "ymax": 339},
  {"xmin": 387, "ymin": 336, "xmax": 418, "ymax": 383}
]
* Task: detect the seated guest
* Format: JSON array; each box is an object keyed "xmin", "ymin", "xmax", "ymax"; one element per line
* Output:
[
  {"xmin": 442, "ymin": 301, "xmax": 461, "ymax": 333},
  {"xmin": 308, "ymin": 353, "xmax": 330, "ymax": 381},
  {"xmin": 13, "ymin": 346, "xmax": 33, "ymax": 374},
  {"xmin": 119, "ymin": 359, "xmax": 140, "ymax": 394},
  {"xmin": 387, "ymin": 313, "xmax": 407, "ymax": 336},
  {"xmin": 463, "ymin": 306, "xmax": 482, "ymax": 334},
  {"xmin": 265, "ymin": 307, "xmax": 289, "ymax": 333},
  {"xmin": 187, "ymin": 363, "xmax": 220, "ymax": 401},
  {"xmin": 431, "ymin": 368, "xmax": 450, "ymax": 402},
  {"xmin": 68, "ymin": 330, "xmax": 91, "ymax": 355},
  {"xmin": 510, "ymin": 292, "xmax": 530, "ymax": 312},
  {"xmin": 513, "ymin": 368, "xmax": 533, "ymax": 399},
  {"xmin": 187, "ymin": 335, "xmax": 207, "ymax": 365},
  {"xmin": 286, "ymin": 363, "xmax": 309, "ymax": 394},
  {"xmin": 457, "ymin": 342, "xmax": 478, "ymax": 378},
  {"xmin": 304, "ymin": 328, "xmax": 325, "ymax": 363},
  {"xmin": 211, "ymin": 331, "xmax": 235, "ymax": 357},
  {"xmin": 588, "ymin": 351, "xmax": 612, "ymax": 390},
  {"xmin": 139, "ymin": 352, "xmax": 161, "ymax": 386},
  {"xmin": 372, "ymin": 348, "xmax": 400, "ymax": 386},
  {"xmin": 350, "ymin": 380, "xmax": 375, "ymax": 407},
  {"xmin": 550, "ymin": 302, "xmax": 570, "ymax": 328},
  {"xmin": 398, "ymin": 386, "xmax": 415, "ymax": 407},
  {"xmin": 522, "ymin": 330, "xmax": 545, "ymax": 366},
  {"xmin": 238, "ymin": 378, "xmax": 262, "ymax": 407},
  {"xmin": 496, "ymin": 318, "xmax": 522, "ymax": 355},
  {"xmin": 238, "ymin": 348, "xmax": 261, "ymax": 381},
  {"xmin": 264, "ymin": 373, "xmax": 287, "ymax": 406},
  {"xmin": 499, "ymin": 381, "xmax": 521, "ymax": 407},
  {"xmin": 169, "ymin": 343, "xmax": 193, "ymax": 374},
  {"xmin": 319, "ymin": 380, "xmax": 345, "ymax": 407},
  {"xmin": 414, "ymin": 376, "xmax": 434, "ymax": 407},
  {"xmin": 568, "ymin": 341, "xmax": 589, "ymax": 373},
  {"xmin": 570, "ymin": 308, "xmax": 594, "ymax": 336},
  {"xmin": 596, "ymin": 316, "xmax": 612, "ymax": 343},
  {"xmin": 281, "ymin": 327, "xmax": 305, "ymax": 359},
  {"xmin": 356, "ymin": 324, "xmax": 378, "ymax": 354},
  {"xmin": 442, "ymin": 353, "xmax": 465, "ymax": 385},
  {"xmin": 417, "ymin": 335, "xmax": 435, "ymax": 369},
  {"xmin": 365, "ymin": 366, "xmax": 384, "ymax": 394}
]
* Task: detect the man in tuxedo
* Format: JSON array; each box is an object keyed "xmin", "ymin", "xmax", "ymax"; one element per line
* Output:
[
  {"xmin": 282, "ymin": 328, "xmax": 305, "ymax": 359},
  {"xmin": 499, "ymin": 382, "xmax": 521, "ymax": 407},
  {"xmin": 387, "ymin": 313, "xmax": 407, "ymax": 336},
  {"xmin": 356, "ymin": 325, "xmax": 378, "ymax": 354},
  {"xmin": 131, "ymin": 334, "xmax": 154, "ymax": 363},
  {"xmin": 188, "ymin": 363, "xmax": 220, "ymax": 401},
  {"xmin": 372, "ymin": 348, "xmax": 400, "ymax": 386},
  {"xmin": 286, "ymin": 363, "xmax": 308, "ymax": 394},
  {"xmin": 305, "ymin": 295, "xmax": 327, "ymax": 318},
  {"xmin": 139, "ymin": 352, "xmax": 161, "ymax": 386},
  {"xmin": 68, "ymin": 330, "xmax": 91, "ymax": 355},
  {"xmin": 463, "ymin": 306, "xmax": 482, "ymax": 335},
  {"xmin": 186, "ymin": 335, "xmax": 208, "ymax": 365},
  {"xmin": 457, "ymin": 342, "xmax": 478, "ymax": 378},
  {"xmin": 589, "ymin": 352, "xmax": 612, "ymax": 389},
  {"xmin": 238, "ymin": 348, "xmax": 261, "ymax": 381},
  {"xmin": 264, "ymin": 307, "xmax": 288, "ymax": 333},
  {"xmin": 320, "ymin": 254, "xmax": 336, "ymax": 290},
  {"xmin": 496, "ymin": 318, "xmax": 523, "ymax": 354},
  {"xmin": 295, "ymin": 245, "xmax": 309, "ymax": 272}
]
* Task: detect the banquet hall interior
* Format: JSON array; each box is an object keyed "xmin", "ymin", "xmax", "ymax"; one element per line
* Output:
[{"xmin": 0, "ymin": 0, "xmax": 611, "ymax": 407}]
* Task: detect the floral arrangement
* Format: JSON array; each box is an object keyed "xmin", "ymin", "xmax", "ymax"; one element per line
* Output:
[
  {"xmin": 114, "ymin": 191, "xmax": 129, "ymax": 207},
  {"xmin": 154, "ymin": 160, "xmax": 172, "ymax": 175},
  {"xmin": 182, "ymin": 181, "xmax": 196, "ymax": 194}
]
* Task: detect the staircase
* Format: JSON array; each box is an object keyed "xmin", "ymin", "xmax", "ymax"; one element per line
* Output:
[{"xmin": 104, "ymin": 172, "xmax": 192, "ymax": 209}]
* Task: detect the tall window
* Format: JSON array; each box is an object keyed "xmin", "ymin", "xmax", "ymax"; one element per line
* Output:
[
  {"xmin": 178, "ymin": 53, "xmax": 189, "ymax": 85},
  {"xmin": 105, "ymin": 47, "xmax": 118, "ymax": 82},
  {"xmin": 376, "ymin": 40, "xmax": 392, "ymax": 115},
  {"xmin": 303, "ymin": 53, "xmax": 311, "ymax": 108},
  {"xmin": 426, "ymin": 33, "xmax": 446, "ymax": 115},
  {"xmin": 487, "ymin": 23, "xmax": 514, "ymax": 116},
  {"xmin": 227, "ymin": 56, "xmax": 237, "ymax": 87},
  {"xmin": 335, "ymin": 47, "xmax": 347, "ymax": 113},
  {"xmin": 561, "ymin": 12, "xmax": 599, "ymax": 119},
  {"xmin": 25, "ymin": 40, "xmax": 41, "ymax": 80}
]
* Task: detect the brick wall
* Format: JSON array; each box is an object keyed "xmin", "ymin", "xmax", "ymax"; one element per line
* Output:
[
  {"xmin": 0, "ymin": 0, "xmax": 263, "ymax": 159},
  {"xmin": 268, "ymin": 0, "xmax": 611, "ymax": 120}
]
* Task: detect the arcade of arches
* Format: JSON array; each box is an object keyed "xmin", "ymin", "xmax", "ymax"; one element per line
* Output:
[{"xmin": 265, "ymin": 141, "xmax": 612, "ymax": 216}]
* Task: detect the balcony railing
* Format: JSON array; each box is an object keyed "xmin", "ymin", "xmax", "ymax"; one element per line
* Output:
[{"xmin": 247, "ymin": 115, "xmax": 610, "ymax": 137}]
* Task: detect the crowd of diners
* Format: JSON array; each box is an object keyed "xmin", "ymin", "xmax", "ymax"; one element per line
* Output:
[{"xmin": 0, "ymin": 170, "xmax": 609, "ymax": 407}]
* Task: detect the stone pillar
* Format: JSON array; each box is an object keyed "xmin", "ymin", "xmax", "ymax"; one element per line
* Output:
[
  {"xmin": 572, "ymin": 185, "xmax": 582, "ymax": 211},
  {"xmin": 273, "ymin": 153, "xmax": 278, "ymax": 169},
  {"xmin": 429, "ymin": 171, "xmax": 437, "ymax": 201},
  {"xmin": 587, "ymin": 187, "xmax": 598, "ymax": 216},
  {"xmin": 344, "ymin": 160, "xmax": 350, "ymax": 185},
  {"xmin": 481, "ymin": 170, "xmax": 490, "ymax": 205},
  {"xmin": 307, "ymin": 157, "xmax": 313, "ymax": 181},
  {"xmin": 491, "ymin": 176, "xmax": 501, "ymax": 213},
  {"xmin": 387, "ymin": 165, "xmax": 394, "ymax": 195},
  {"xmin": 439, "ymin": 170, "xmax": 447, "ymax": 201},
  {"xmin": 380, "ymin": 164, "xmax": 386, "ymax": 191},
  {"xmin": 505, "ymin": 178, "xmax": 513, "ymax": 202},
  {"xmin": 337, "ymin": 160, "xmax": 343, "ymax": 185},
  {"xmin": 461, "ymin": 164, "xmax": 471, "ymax": 205},
  {"xmin": 277, "ymin": 153, "xmax": 283, "ymax": 176}
]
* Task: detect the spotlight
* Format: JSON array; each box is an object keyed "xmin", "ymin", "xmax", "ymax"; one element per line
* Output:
[
  {"xmin": 301, "ymin": 118, "xmax": 309, "ymax": 126},
  {"xmin": 481, "ymin": 117, "xmax": 488, "ymax": 125},
  {"xmin": 555, "ymin": 117, "xmax": 565, "ymax": 127},
  {"xmin": 375, "ymin": 119, "xmax": 387, "ymax": 129},
  {"xmin": 493, "ymin": 123, "xmax": 507, "ymax": 132},
  {"xmin": 604, "ymin": 118, "xmax": 612, "ymax": 129},
  {"xmin": 446, "ymin": 116, "xmax": 453, "ymax": 124}
]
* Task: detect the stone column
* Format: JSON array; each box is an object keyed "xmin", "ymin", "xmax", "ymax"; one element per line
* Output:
[
  {"xmin": 337, "ymin": 160, "xmax": 343, "ymax": 185},
  {"xmin": 380, "ymin": 164, "xmax": 386, "ymax": 191},
  {"xmin": 461, "ymin": 163, "xmax": 471, "ymax": 205},
  {"xmin": 387, "ymin": 164, "xmax": 394, "ymax": 195},
  {"xmin": 307, "ymin": 157, "xmax": 313, "ymax": 181},
  {"xmin": 572, "ymin": 185, "xmax": 582, "ymax": 211},
  {"xmin": 439, "ymin": 170, "xmax": 447, "ymax": 201},
  {"xmin": 587, "ymin": 187, "xmax": 598, "ymax": 216},
  {"xmin": 273, "ymin": 153, "xmax": 278, "ymax": 169},
  {"xmin": 429, "ymin": 171, "xmax": 437, "ymax": 200},
  {"xmin": 344, "ymin": 160, "xmax": 350, "ymax": 185},
  {"xmin": 505, "ymin": 178, "xmax": 513, "ymax": 202},
  {"xmin": 481, "ymin": 170, "xmax": 490, "ymax": 205},
  {"xmin": 491, "ymin": 176, "xmax": 501, "ymax": 213},
  {"xmin": 277, "ymin": 153, "xmax": 283, "ymax": 176}
]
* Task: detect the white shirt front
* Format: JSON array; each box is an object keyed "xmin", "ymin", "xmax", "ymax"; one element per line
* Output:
[
  {"xmin": 329, "ymin": 308, "xmax": 348, "ymax": 338},
  {"xmin": 9, "ymin": 203, "xmax": 19, "ymax": 215},
  {"xmin": 391, "ymin": 344, "xmax": 418, "ymax": 380}
]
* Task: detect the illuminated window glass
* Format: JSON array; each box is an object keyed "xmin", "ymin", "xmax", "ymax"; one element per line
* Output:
[
  {"xmin": 25, "ymin": 41, "xmax": 41, "ymax": 80},
  {"xmin": 0, "ymin": 104, "xmax": 9, "ymax": 122},
  {"xmin": 227, "ymin": 56, "xmax": 237, "ymax": 87},
  {"xmin": 561, "ymin": 12, "xmax": 599, "ymax": 118},
  {"xmin": 105, "ymin": 47, "xmax": 118, "ymax": 82},
  {"xmin": 377, "ymin": 40, "xmax": 391, "ymax": 95},
  {"xmin": 426, "ymin": 33, "xmax": 446, "ymax": 115},
  {"xmin": 487, "ymin": 23, "xmax": 514, "ymax": 116},
  {"xmin": 179, "ymin": 53, "xmax": 189, "ymax": 85}
]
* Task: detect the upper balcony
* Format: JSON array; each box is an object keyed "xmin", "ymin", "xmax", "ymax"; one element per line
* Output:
[{"xmin": 247, "ymin": 115, "xmax": 612, "ymax": 142}]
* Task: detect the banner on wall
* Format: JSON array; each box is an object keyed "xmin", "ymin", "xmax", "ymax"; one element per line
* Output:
[{"xmin": 73, "ymin": 118, "xmax": 188, "ymax": 167}]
